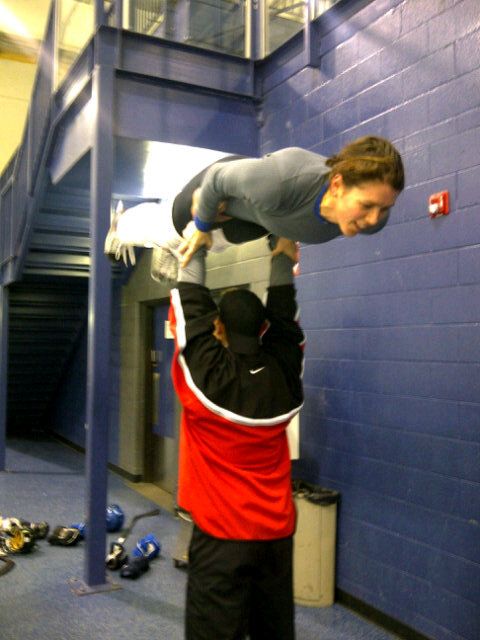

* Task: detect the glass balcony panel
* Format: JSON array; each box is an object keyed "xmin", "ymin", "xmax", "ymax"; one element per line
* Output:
[
  {"xmin": 267, "ymin": 0, "xmax": 305, "ymax": 55},
  {"xmin": 123, "ymin": 0, "xmax": 246, "ymax": 57},
  {"xmin": 56, "ymin": 0, "xmax": 99, "ymax": 87},
  {"xmin": 52, "ymin": 0, "xmax": 343, "ymax": 86},
  {"xmin": 310, "ymin": 0, "xmax": 341, "ymax": 20},
  {"xmin": 266, "ymin": 0, "xmax": 342, "ymax": 54}
]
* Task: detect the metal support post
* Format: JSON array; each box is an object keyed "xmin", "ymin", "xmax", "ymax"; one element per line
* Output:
[
  {"xmin": 303, "ymin": 2, "xmax": 321, "ymax": 68},
  {"xmin": 84, "ymin": 61, "xmax": 114, "ymax": 587},
  {"xmin": 246, "ymin": 0, "xmax": 267, "ymax": 60},
  {"xmin": 0, "ymin": 285, "xmax": 8, "ymax": 470},
  {"xmin": 114, "ymin": 0, "xmax": 123, "ymax": 29},
  {"xmin": 95, "ymin": 0, "xmax": 106, "ymax": 28}
]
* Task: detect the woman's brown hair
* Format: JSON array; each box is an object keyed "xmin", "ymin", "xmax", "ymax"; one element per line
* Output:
[{"xmin": 326, "ymin": 136, "xmax": 405, "ymax": 192}]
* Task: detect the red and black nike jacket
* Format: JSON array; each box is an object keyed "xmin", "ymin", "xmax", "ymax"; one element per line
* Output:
[{"xmin": 169, "ymin": 282, "xmax": 304, "ymax": 540}]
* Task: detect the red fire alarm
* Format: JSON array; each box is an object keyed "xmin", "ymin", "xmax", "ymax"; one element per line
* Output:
[{"xmin": 429, "ymin": 191, "xmax": 450, "ymax": 218}]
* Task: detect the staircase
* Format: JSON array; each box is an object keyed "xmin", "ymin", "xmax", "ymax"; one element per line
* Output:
[{"xmin": 0, "ymin": 0, "xmax": 112, "ymax": 435}]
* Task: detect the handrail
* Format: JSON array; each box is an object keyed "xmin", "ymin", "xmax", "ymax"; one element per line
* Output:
[{"xmin": 0, "ymin": 1, "xmax": 56, "ymax": 284}]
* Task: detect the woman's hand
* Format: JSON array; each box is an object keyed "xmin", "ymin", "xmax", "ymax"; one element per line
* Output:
[{"xmin": 178, "ymin": 230, "xmax": 213, "ymax": 267}]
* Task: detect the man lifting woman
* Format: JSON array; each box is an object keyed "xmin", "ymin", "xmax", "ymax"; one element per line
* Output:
[{"xmin": 106, "ymin": 136, "xmax": 404, "ymax": 639}]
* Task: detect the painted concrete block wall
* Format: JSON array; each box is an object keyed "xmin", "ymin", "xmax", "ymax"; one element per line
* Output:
[
  {"xmin": 0, "ymin": 59, "xmax": 36, "ymax": 172},
  {"xmin": 0, "ymin": 0, "xmax": 49, "ymax": 172},
  {"xmin": 261, "ymin": 1, "xmax": 479, "ymax": 639}
]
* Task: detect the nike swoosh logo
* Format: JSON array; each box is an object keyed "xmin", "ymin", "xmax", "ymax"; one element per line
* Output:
[{"xmin": 249, "ymin": 367, "xmax": 265, "ymax": 375}]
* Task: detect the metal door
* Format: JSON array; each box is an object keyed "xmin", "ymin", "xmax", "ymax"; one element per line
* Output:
[{"xmin": 148, "ymin": 303, "xmax": 178, "ymax": 493}]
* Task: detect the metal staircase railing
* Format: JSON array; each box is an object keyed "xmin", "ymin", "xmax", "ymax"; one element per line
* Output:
[{"xmin": 0, "ymin": 1, "xmax": 56, "ymax": 287}]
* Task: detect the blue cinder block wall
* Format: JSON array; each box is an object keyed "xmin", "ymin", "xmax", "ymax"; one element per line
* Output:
[{"xmin": 262, "ymin": 1, "xmax": 479, "ymax": 639}]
